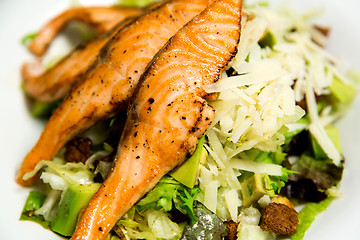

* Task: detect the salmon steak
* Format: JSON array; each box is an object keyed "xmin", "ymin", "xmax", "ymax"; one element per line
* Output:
[
  {"xmin": 17, "ymin": 0, "xmax": 209, "ymax": 186},
  {"xmin": 71, "ymin": 0, "xmax": 242, "ymax": 239}
]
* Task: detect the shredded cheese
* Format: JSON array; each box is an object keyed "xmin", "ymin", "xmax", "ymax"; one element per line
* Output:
[{"xmin": 197, "ymin": 2, "xmax": 347, "ymax": 222}]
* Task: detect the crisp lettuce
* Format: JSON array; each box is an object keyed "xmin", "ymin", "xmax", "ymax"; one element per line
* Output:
[
  {"xmin": 145, "ymin": 209, "xmax": 182, "ymax": 239},
  {"xmin": 136, "ymin": 175, "xmax": 200, "ymax": 224},
  {"xmin": 136, "ymin": 176, "xmax": 180, "ymax": 212},
  {"xmin": 116, "ymin": 207, "xmax": 182, "ymax": 240},
  {"xmin": 37, "ymin": 159, "xmax": 95, "ymax": 191},
  {"xmin": 291, "ymin": 197, "xmax": 335, "ymax": 240}
]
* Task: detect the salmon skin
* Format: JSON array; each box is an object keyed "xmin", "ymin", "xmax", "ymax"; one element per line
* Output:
[
  {"xmin": 16, "ymin": 0, "xmax": 209, "ymax": 186},
  {"xmin": 22, "ymin": 17, "xmax": 137, "ymax": 103},
  {"xmin": 28, "ymin": 6, "xmax": 141, "ymax": 57},
  {"xmin": 71, "ymin": 0, "xmax": 242, "ymax": 239}
]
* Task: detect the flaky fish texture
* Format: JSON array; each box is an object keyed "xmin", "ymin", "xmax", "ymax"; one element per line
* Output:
[
  {"xmin": 17, "ymin": 0, "xmax": 208, "ymax": 186},
  {"xmin": 71, "ymin": 0, "xmax": 242, "ymax": 239}
]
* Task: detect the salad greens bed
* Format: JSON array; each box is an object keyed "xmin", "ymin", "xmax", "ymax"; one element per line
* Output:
[{"xmin": 20, "ymin": 0, "xmax": 359, "ymax": 239}]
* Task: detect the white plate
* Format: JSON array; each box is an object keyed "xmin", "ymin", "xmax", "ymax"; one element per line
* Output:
[{"xmin": 0, "ymin": 0, "xmax": 359, "ymax": 239}]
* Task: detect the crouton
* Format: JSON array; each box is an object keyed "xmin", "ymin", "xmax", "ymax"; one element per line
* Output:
[{"xmin": 260, "ymin": 203, "xmax": 298, "ymax": 235}]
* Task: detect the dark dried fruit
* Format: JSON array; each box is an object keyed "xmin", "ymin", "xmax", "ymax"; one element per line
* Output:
[{"xmin": 65, "ymin": 137, "xmax": 93, "ymax": 163}]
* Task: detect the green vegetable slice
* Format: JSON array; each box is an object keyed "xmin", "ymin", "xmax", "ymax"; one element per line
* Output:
[
  {"xmin": 50, "ymin": 183, "xmax": 100, "ymax": 236},
  {"xmin": 329, "ymin": 77, "xmax": 357, "ymax": 103},
  {"xmin": 170, "ymin": 136, "xmax": 206, "ymax": 188},
  {"xmin": 19, "ymin": 191, "xmax": 50, "ymax": 229},
  {"xmin": 258, "ymin": 31, "xmax": 276, "ymax": 49}
]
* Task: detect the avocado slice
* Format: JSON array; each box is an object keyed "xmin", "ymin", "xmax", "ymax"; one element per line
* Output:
[
  {"xmin": 170, "ymin": 136, "xmax": 207, "ymax": 188},
  {"xmin": 258, "ymin": 31, "xmax": 276, "ymax": 49},
  {"xmin": 19, "ymin": 191, "xmax": 50, "ymax": 229},
  {"xmin": 240, "ymin": 173, "xmax": 275, "ymax": 207},
  {"xmin": 50, "ymin": 183, "xmax": 100, "ymax": 237},
  {"xmin": 311, "ymin": 124, "xmax": 342, "ymax": 160},
  {"xmin": 329, "ymin": 76, "xmax": 357, "ymax": 103}
]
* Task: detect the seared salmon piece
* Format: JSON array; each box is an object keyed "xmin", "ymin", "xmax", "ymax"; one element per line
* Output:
[
  {"xmin": 71, "ymin": 0, "xmax": 242, "ymax": 238},
  {"xmin": 16, "ymin": 0, "xmax": 209, "ymax": 186},
  {"xmin": 22, "ymin": 17, "xmax": 136, "ymax": 103},
  {"xmin": 28, "ymin": 6, "xmax": 141, "ymax": 56}
]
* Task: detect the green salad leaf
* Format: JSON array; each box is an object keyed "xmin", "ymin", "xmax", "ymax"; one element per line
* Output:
[
  {"xmin": 21, "ymin": 32, "xmax": 37, "ymax": 46},
  {"xmin": 136, "ymin": 175, "xmax": 201, "ymax": 224},
  {"xmin": 136, "ymin": 176, "xmax": 180, "ymax": 212},
  {"xmin": 291, "ymin": 197, "xmax": 335, "ymax": 240},
  {"xmin": 291, "ymin": 154, "xmax": 343, "ymax": 189},
  {"xmin": 179, "ymin": 188, "xmax": 200, "ymax": 224}
]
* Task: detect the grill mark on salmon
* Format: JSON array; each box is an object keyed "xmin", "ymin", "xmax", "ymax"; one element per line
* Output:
[
  {"xmin": 16, "ymin": 0, "xmax": 209, "ymax": 186},
  {"xmin": 71, "ymin": 0, "xmax": 242, "ymax": 239}
]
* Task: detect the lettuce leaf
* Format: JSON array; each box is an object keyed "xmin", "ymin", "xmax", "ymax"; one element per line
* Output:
[
  {"xmin": 179, "ymin": 188, "xmax": 200, "ymax": 224},
  {"xmin": 291, "ymin": 154, "xmax": 343, "ymax": 189},
  {"xmin": 136, "ymin": 175, "xmax": 201, "ymax": 225},
  {"xmin": 291, "ymin": 197, "xmax": 335, "ymax": 240},
  {"xmin": 136, "ymin": 176, "xmax": 180, "ymax": 212}
]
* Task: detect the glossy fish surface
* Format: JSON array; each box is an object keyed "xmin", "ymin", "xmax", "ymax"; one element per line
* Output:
[
  {"xmin": 71, "ymin": 0, "xmax": 242, "ymax": 239},
  {"xmin": 17, "ymin": 0, "xmax": 208, "ymax": 186}
]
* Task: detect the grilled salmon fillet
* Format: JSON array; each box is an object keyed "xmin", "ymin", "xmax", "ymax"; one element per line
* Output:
[
  {"xmin": 16, "ymin": 0, "xmax": 209, "ymax": 186},
  {"xmin": 28, "ymin": 6, "xmax": 141, "ymax": 57},
  {"xmin": 22, "ymin": 17, "xmax": 136, "ymax": 103},
  {"xmin": 71, "ymin": 0, "xmax": 242, "ymax": 238}
]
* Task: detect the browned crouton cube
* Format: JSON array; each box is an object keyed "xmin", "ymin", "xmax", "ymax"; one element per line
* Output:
[
  {"xmin": 272, "ymin": 195, "xmax": 295, "ymax": 209},
  {"xmin": 260, "ymin": 203, "xmax": 299, "ymax": 235}
]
